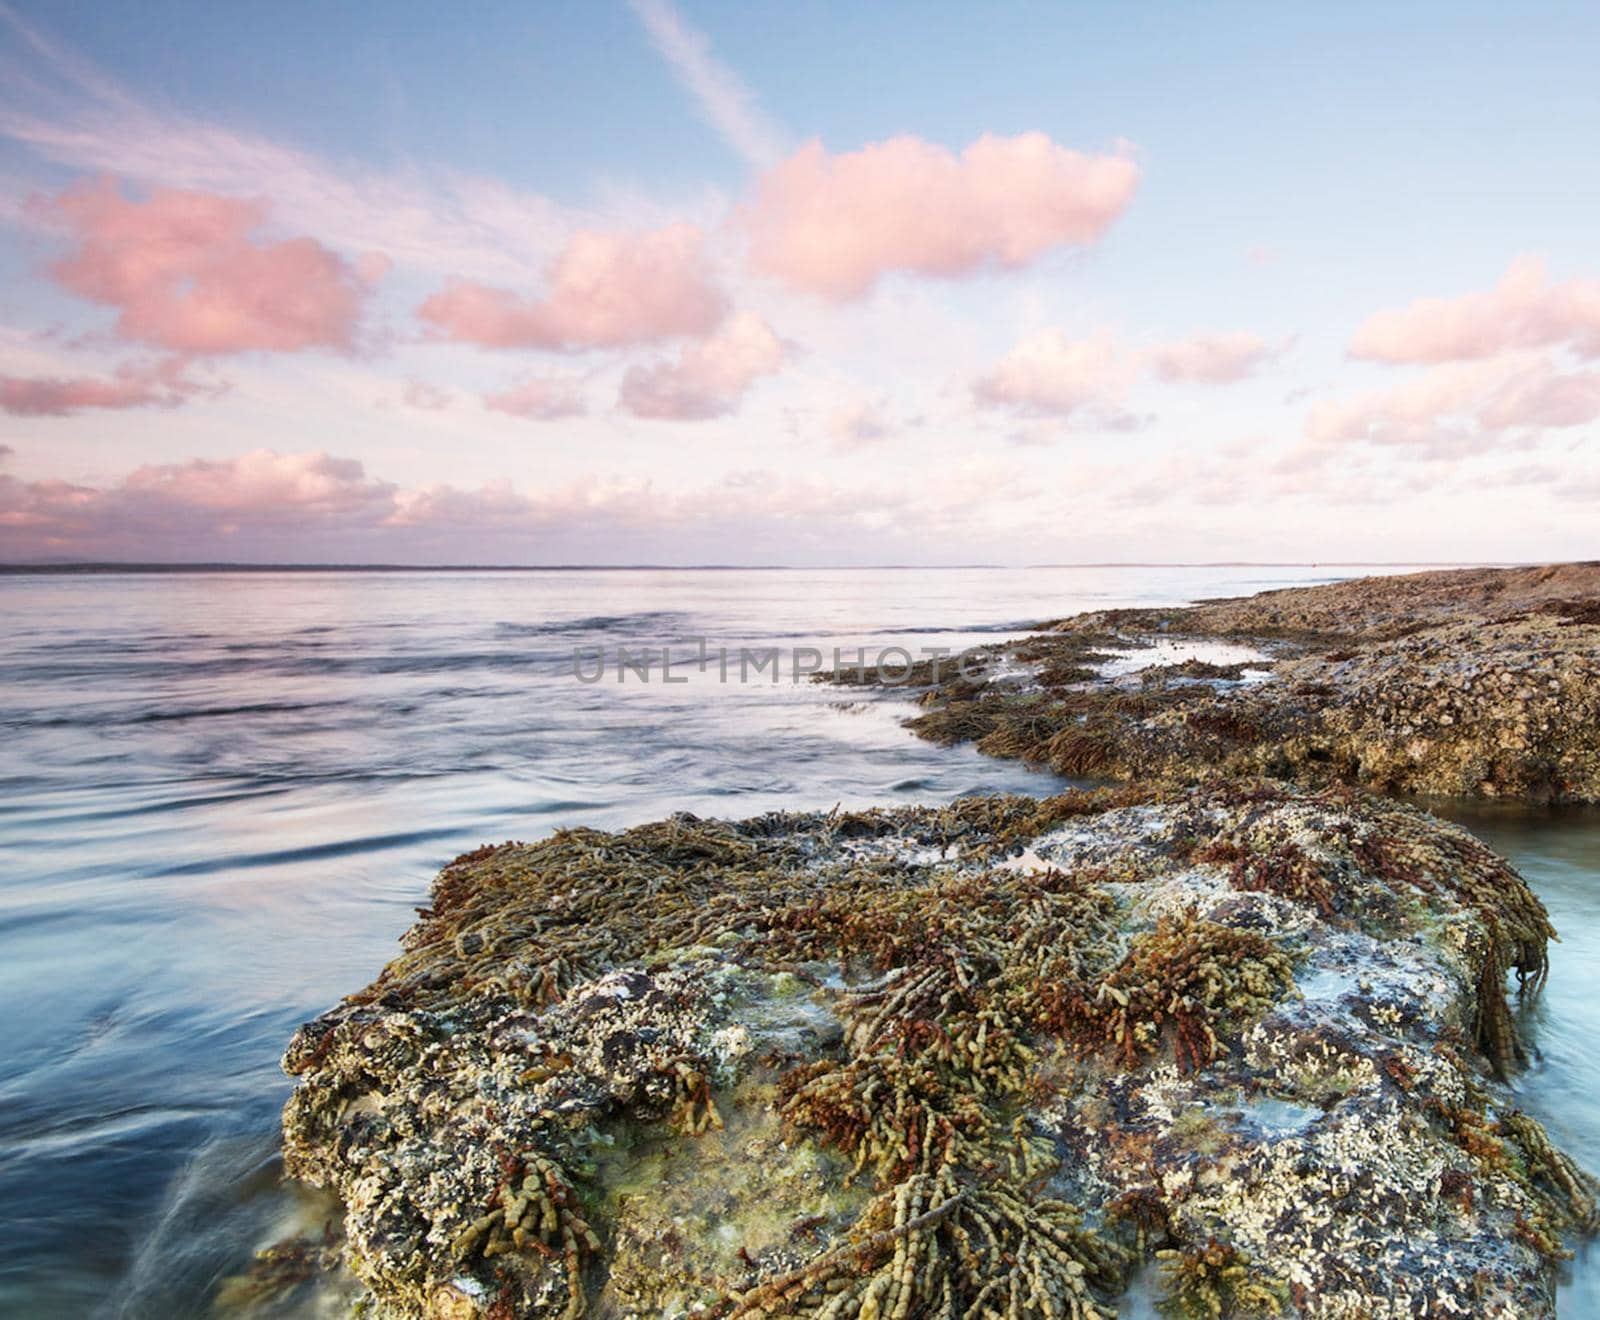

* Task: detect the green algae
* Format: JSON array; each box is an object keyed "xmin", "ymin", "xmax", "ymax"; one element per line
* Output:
[
  {"xmin": 1154, "ymin": 1240, "xmax": 1286, "ymax": 1318},
  {"xmin": 1063, "ymin": 912, "xmax": 1295, "ymax": 1075},
  {"xmin": 598, "ymin": 1079, "xmax": 871, "ymax": 1317}
]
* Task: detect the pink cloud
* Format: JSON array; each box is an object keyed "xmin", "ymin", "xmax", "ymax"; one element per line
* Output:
[
  {"xmin": 618, "ymin": 311, "xmax": 786, "ymax": 419},
  {"xmin": 972, "ymin": 330, "xmax": 1131, "ymax": 418},
  {"xmin": 1106, "ymin": 439, "xmax": 1434, "ymax": 510},
  {"xmin": 741, "ymin": 133, "xmax": 1139, "ymax": 300},
  {"xmin": 483, "ymin": 373, "xmax": 588, "ymax": 421},
  {"xmin": 975, "ymin": 326, "xmax": 1274, "ymax": 418},
  {"xmin": 385, "ymin": 478, "xmax": 561, "ymax": 531},
  {"xmin": 3, "ymin": 438, "xmax": 1584, "ymax": 567},
  {"xmin": 0, "ymin": 357, "xmax": 211, "ymax": 416},
  {"xmin": 0, "ymin": 447, "xmax": 950, "ymax": 563},
  {"xmin": 418, "ymin": 224, "xmax": 726, "ymax": 351},
  {"xmin": 2, "ymin": 373, "xmax": 170, "ymax": 417},
  {"xmin": 1304, "ymin": 356, "xmax": 1600, "ymax": 453},
  {"xmin": 0, "ymin": 449, "xmax": 398, "ymax": 558},
  {"xmin": 38, "ymin": 178, "xmax": 381, "ymax": 354},
  {"xmin": 1476, "ymin": 361, "xmax": 1600, "ymax": 431},
  {"xmin": 1148, "ymin": 331, "xmax": 1275, "ymax": 383},
  {"xmin": 1305, "ymin": 361, "xmax": 1505, "ymax": 450},
  {"xmin": 117, "ymin": 449, "xmax": 395, "ymax": 520},
  {"xmin": 1350, "ymin": 256, "xmax": 1600, "ymax": 363}
]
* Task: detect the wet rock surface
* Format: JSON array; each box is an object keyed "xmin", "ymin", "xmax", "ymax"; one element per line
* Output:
[
  {"xmin": 839, "ymin": 563, "xmax": 1600, "ymax": 803},
  {"xmin": 275, "ymin": 783, "xmax": 1596, "ymax": 1318}
]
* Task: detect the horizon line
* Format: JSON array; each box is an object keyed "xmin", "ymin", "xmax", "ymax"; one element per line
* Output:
[{"xmin": 0, "ymin": 559, "xmax": 1516, "ymax": 575}]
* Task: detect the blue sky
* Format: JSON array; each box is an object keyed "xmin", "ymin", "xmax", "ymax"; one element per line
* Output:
[{"xmin": 0, "ymin": 1, "xmax": 1597, "ymax": 563}]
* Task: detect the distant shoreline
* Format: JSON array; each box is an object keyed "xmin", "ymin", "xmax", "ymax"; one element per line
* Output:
[{"xmin": 0, "ymin": 560, "xmax": 1501, "ymax": 576}]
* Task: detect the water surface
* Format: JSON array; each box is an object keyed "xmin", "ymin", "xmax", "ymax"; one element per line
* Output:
[
  {"xmin": 1429, "ymin": 800, "xmax": 1600, "ymax": 1313},
  {"xmin": 2, "ymin": 565, "xmax": 1594, "ymax": 1315}
]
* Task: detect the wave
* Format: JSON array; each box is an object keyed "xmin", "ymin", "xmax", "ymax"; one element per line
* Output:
[
  {"xmin": 150, "ymin": 827, "xmax": 464, "ymax": 878},
  {"xmin": 494, "ymin": 610, "xmax": 690, "ymax": 637},
  {"xmin": 0, "ymin": 700, "xmax": 342, "ymax": 731}
]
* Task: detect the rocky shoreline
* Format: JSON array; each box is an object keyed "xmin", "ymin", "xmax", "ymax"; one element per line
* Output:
[
  {"xmin": 270, "ymin": 782, "xmax": 1594, "ymax": 1318},
  {"xmin": 835, "ymin": 563, "xmax": 1600, "ymax": 803},
  {"xmin": 260, "ymin": 564, "xmax": 1600, "ymax": 1318}
]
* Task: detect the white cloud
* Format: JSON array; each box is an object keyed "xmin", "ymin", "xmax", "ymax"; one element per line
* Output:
[{"xmin": 627, "ymin": 0, "xmax": 786, "ymax": 169}]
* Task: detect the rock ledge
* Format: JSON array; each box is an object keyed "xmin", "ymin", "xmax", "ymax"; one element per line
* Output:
[
  {"xmin": 275, "ymin": 781, "xmax": 1596, "ymax": 1318},
  {"xmin": 836, "ymin": 563, "xmax": 1600, "ymax": 803}
]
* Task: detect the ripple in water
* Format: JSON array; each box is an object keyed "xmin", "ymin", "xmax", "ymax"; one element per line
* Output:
[{"xmin": 5, "ymin": 564, "xmax": 1593, "ymax": 1315}]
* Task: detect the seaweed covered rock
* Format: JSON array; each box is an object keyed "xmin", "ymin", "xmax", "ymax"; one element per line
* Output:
[
  {"xmin": 277, "ymin": 782, "xmax": 1594, "ymax": 1318},
  {"xmin": 1044, "ymin": 561, "xmax": 1600, "ymax": 644},
  {"xmin": 833, "ymin": 562, "xmax": 1600, "ymax": 803}
]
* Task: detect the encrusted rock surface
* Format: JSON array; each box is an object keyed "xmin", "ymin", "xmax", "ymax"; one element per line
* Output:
[
  {"xmin": 839, "ymin": 562, "xmax": 1600, "ymax": 803},
  {"xmin": 1044, "ymin": 561, "xmax": 1600, "ymax": 643},
  {"xmin": 276, "ymin": 782, "xmax": 1596, "ymax": 1318}
]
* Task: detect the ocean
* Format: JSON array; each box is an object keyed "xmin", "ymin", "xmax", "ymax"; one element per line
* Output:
[{"xmin": 2, "ymin": 565, "xmax": 1596, "ymax": 1315}]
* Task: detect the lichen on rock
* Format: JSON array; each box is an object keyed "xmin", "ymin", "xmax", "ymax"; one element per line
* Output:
[{"xmin": 275, "ymin": 780, "xmax": 1595, "ymax": 1318}]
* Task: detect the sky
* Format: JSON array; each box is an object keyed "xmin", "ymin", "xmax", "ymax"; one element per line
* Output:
[{"xmin": 0, "ymin": 0, "xmax": 1597, "ymax": 565}]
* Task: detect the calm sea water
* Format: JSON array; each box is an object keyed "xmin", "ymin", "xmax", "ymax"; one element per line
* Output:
[{"xmin": 1, "ymin": 566, "xmax": 1595, "ymax": 1316}]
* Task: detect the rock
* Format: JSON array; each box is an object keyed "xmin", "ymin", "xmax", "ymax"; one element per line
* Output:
[
  {"xmin": 276, "ymin": 782, "xmax": 1595, "ymax": 1318},
  {"xmin": 836, "ymin": 563, "xmax": 1600, "ymax": 803},
  {"xmin": 1046, "ymin": 562, "xmax": 1600, "ymax": 643}
]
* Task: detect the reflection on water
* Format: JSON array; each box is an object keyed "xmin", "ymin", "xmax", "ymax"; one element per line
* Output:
[{"xmin": 5, "ymin": 565, "xmax": 1595, "ymax": 1316}]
